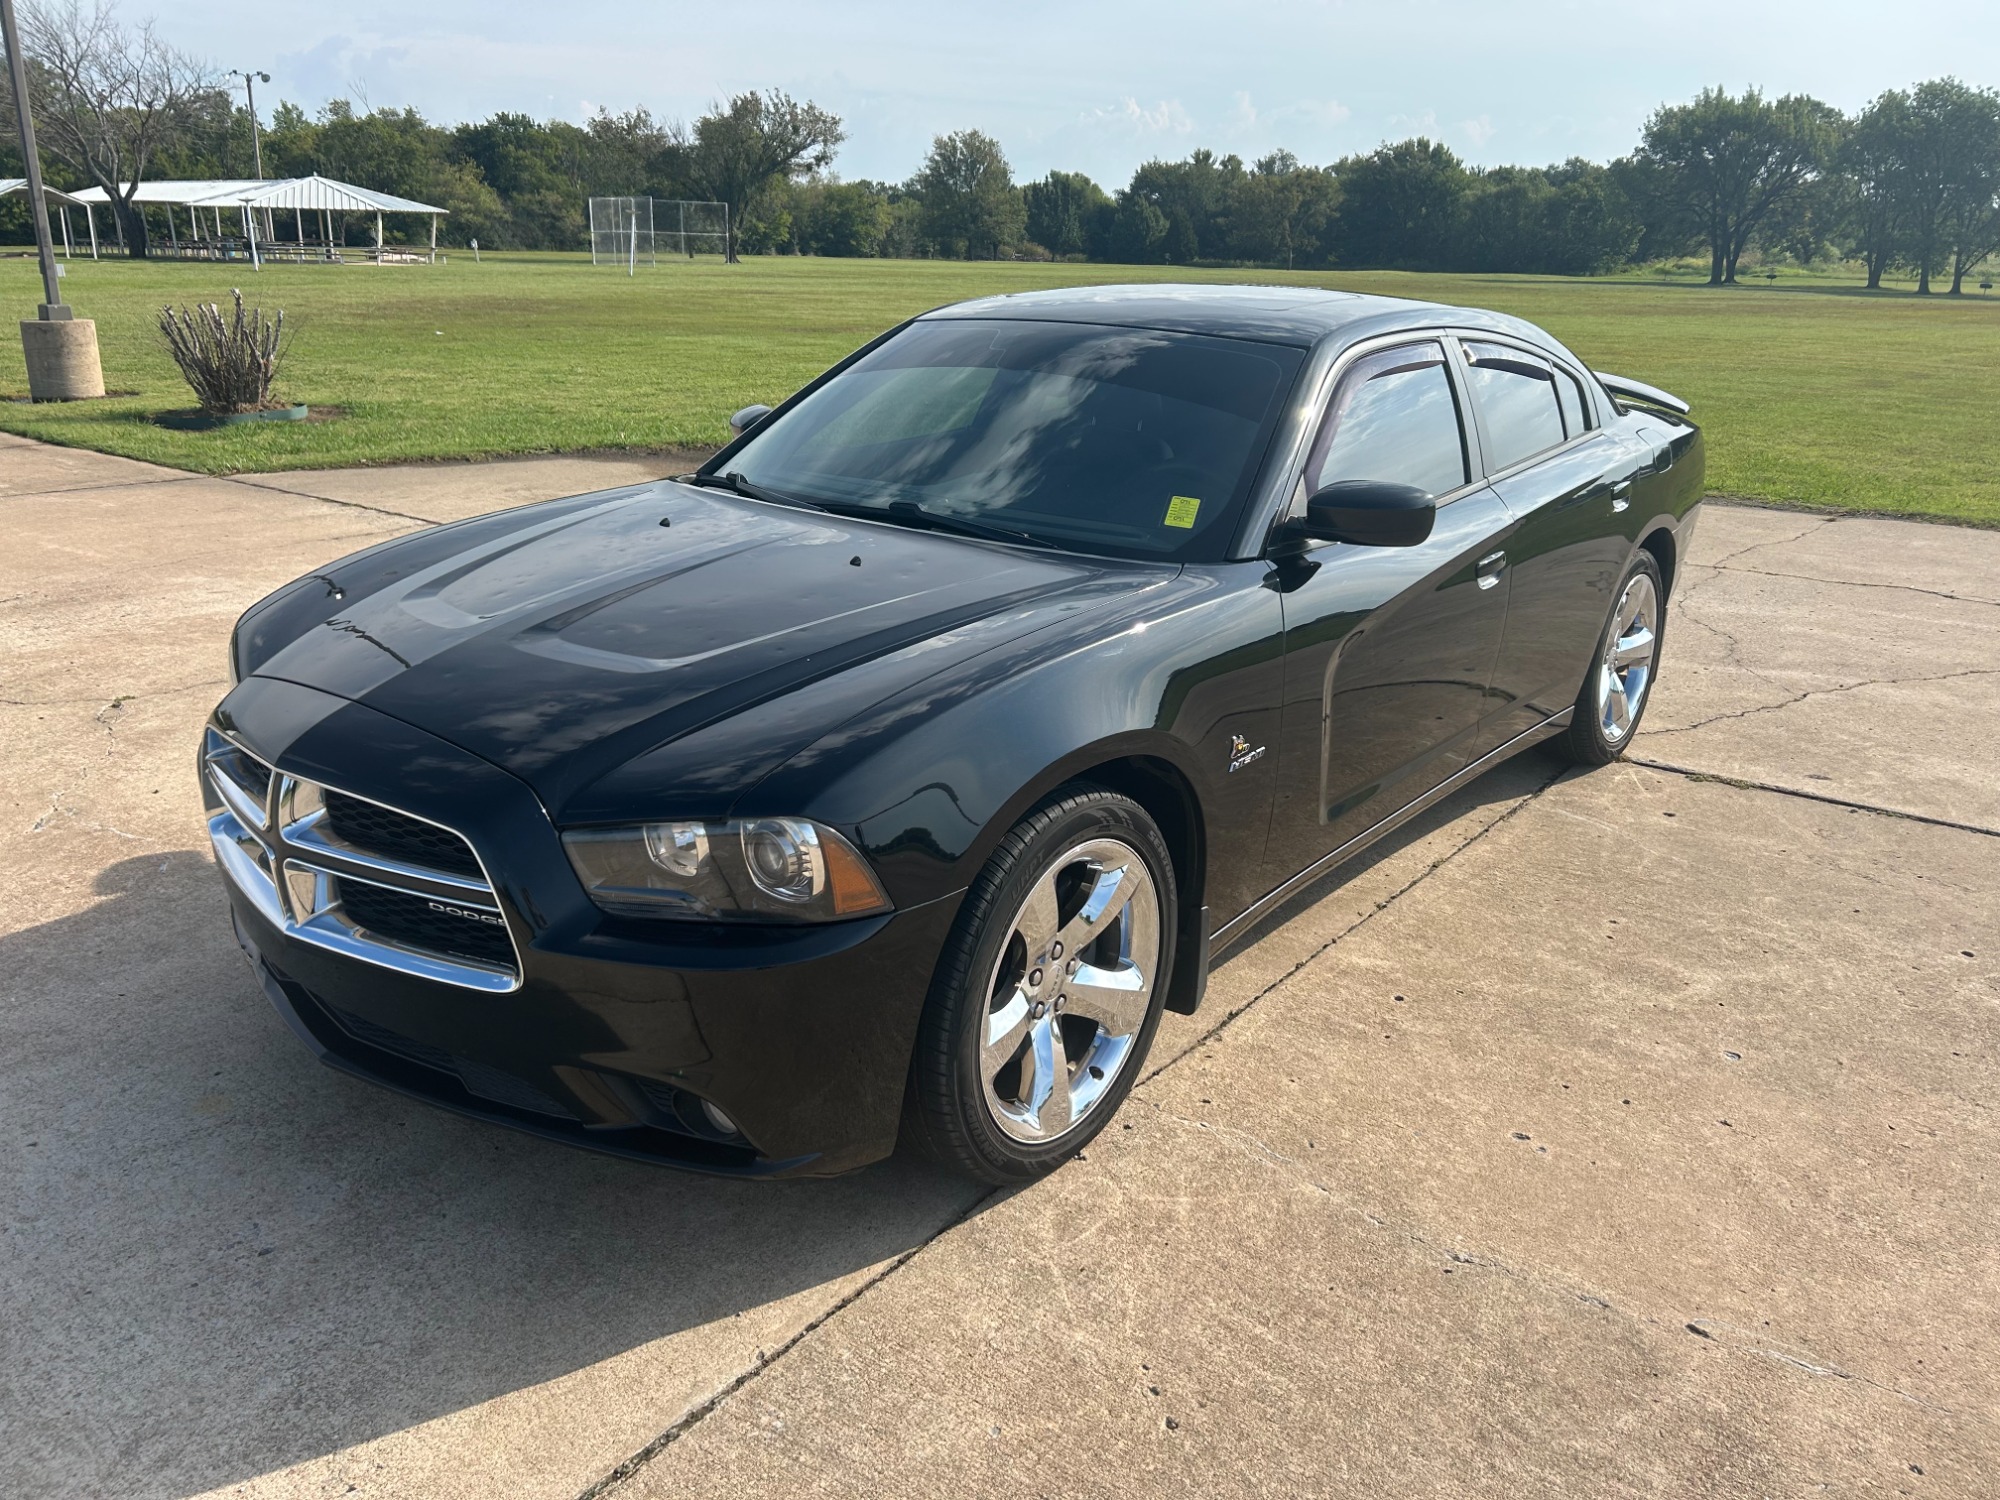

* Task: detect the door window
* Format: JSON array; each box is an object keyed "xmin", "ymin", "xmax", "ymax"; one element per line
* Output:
[
  {"xmin": 1554, "ymin": 365, "xmax": 1590, "ymax": 439},
  {"xmin": 1304, "ymin": 342, "xmax": 1468, "ymax": 502},
  {"xmin": 1463, "ymin": 342, "xmax": 1566, "ymax": 472}
]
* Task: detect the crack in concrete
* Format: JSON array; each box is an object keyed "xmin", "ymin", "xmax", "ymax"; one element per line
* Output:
[
  {"xmin": 0, "ymin": 676, "xmax": 227, "ymax": 710},
  {"xmin": 1647, "ymin": 667, "xmax": 2000, "ymax": 735},
  {"xmin": 1668, "ymin": 572, "xmax": 1797, "ymax": 701},
  {"xmin": 1712, "ymin": 562, "xmax": 2000, "ymax": 609},
  {"xmin": 577, "ymin": 1187, "xmax": 1000, "ymax": 1500},
  {"xmin": 1627, "ymin": 757, "xmax": 2000, "ymax": 838},
  {"xmin": 0, "ymin": 474, "xmax": 203, "ymax": 503},
  {"xmin": 1681, "ymin": 1319, "xmax": 1978, "ymax": 1422},
  {"xmin": 1699, "ymin": 515, "xmax": 1834, "ymax": 568},
  {"xmin": 222, "ymin": 476, "xmax": 437, "ymax": 526}
]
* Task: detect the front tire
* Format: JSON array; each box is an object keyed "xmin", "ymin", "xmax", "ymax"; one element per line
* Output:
[
  {"xmin": 1555, "ymin": 551, "xmax": 1665, "ymax": 766},
  {"xmin": 903, "ymin": 786, "xmax": 1177, "ymax": 1185}
]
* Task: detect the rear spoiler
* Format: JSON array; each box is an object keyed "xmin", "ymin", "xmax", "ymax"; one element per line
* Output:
[{"xmin": 1594, "ymin": 371, "xmax": 1690, "ymax": 416}]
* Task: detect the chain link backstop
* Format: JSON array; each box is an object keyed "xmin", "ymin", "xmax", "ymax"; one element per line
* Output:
[{"xmin": 588, "ymin": 197, "xmax": 729, "ymax": 266}]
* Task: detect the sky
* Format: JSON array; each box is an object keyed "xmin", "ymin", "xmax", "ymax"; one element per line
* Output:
[{"xmin": 163, "ymin": 0, "xmax": 2000, "ymax": 185}]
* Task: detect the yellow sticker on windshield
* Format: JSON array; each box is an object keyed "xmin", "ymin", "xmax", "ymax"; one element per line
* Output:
[{"xmin": 1164, "ymin": 495, "xmax": 1202, "ymax": 529}]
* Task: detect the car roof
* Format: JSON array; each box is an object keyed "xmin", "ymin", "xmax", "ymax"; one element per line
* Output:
[{"xmin": 916, "ymin": 282, "xmax": 1559, "ymax": 352}]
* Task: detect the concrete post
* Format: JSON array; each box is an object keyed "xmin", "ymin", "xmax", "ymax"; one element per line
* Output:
[
  {"xmin": 20, "ymin": 318, "xmax": 106, "ymax": 400},
  {"xmin": 6, "ymin": 0, "xmax": 103, "ymax": 399}
]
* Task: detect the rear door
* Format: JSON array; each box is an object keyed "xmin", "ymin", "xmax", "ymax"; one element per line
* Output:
[
  {"xmin": 1455, "ymin": 337, "xmax": 1648, "ymax": 749},
  {"xmin": 1262, "ymin": 338, "xmax": 1514, "ymax": 892}
]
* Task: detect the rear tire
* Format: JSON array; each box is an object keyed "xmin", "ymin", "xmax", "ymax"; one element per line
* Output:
[
  {"xmin": 1555, "ymin": 551, "xmax": 1665, "ymax": 766},
  {"xmin": 903, "ymin": 785, "xmax": 1176, "ymax": 1186}
]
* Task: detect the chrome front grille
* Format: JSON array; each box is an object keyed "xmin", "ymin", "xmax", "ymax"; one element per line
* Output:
[{"xmin": 203, "ymin": 728, "xmax": 521, "ymax": 991}]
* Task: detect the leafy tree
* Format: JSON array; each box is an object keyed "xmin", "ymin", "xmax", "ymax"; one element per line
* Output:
[
  {"xmin": 451, "ymin": 113, "xmax": 593, "ymax": 247},
  {"xmin": 877, "ymin": 193, "xmax": 928, "ymax": 258},
  {"xmin": 1334, "ymin": 138, "xmax": 1468, "ymax": 269},
  {"xmin": 1842, "ymin": 91, "xmax": 1912, "ymax": 288},
  {"xmin": 1022, "ymin": 170, "xmax": 1111, "ymax": 258},
  {"xmin": 1453, "ymin": 162, "xmax": 1636, "ymax": 275},
  {"xmin": 1106, "ymin": 189, "xmax": 1167, "ymax": 263},
  {"xmin": 1637, "ymin": 86, "xmax": 1840, "ymax": 284},
  {"xmin": 1127, "ymin": 148, "xmax": 1244, "ymax": 261},
  {"xmin": 1542, "ymin": 160, "xmax": 1642, "ymax": 274},
  {"xmin": 797, "ymin": 178, "xmax": 891, "ymax": 256},
  {"xmin": 672, "ymin": 91, "xmax": 843, "ymax": 262},
  {"xmin": 1455, "ymin": 166, "xmax": 1551, "ymax": 272},
  {"xmin": 12, "ymin": 0, "xmax": 217, "ymax": 256},
  {"xmin": 263, "ymin": 100, "xmax": 504, "ymax": 246},
  {"xmin": 914, "ymin": 129, "xmax": 1024, "ymax": 258},
  {"xmin": 1756, "ymin": 170, "xmax": 1846, "ymax": 268},
  {"xmin": 1226, "ymin": 153, "xmax": 1338, "ymax": 268},
  {"xmin": 1893, "ymin": 79, "xmax": 2000, "ymax": 294}
]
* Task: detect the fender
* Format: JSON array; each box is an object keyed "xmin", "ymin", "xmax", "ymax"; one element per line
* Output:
[{"xmin": 744, "ymin": 559, "xmax": 1290, "ymax": 992}]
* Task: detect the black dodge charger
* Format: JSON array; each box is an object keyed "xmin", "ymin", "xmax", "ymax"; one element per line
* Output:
[{"xmin": 204, "ymin": 284, "xmax": 1701, "ymax": 1183}]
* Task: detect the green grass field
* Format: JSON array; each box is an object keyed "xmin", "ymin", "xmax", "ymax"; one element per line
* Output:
[{"xmin": 3, "ymin": 251, "xmax": 1996, "ymax": 523}]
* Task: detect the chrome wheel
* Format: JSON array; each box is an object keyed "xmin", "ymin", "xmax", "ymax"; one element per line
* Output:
[
  {"xmin": 1595, "ymin": 572, "xmax": 1659, "ymax": 745},
  {"xmin": 979, "ymin": 837, "xmax": 1161, "ymax": 1144}
]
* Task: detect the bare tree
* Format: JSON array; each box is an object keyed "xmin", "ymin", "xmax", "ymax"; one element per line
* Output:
[{"xmin": 11, "ymin": 1, "xmax": 214, "ymax": 256}]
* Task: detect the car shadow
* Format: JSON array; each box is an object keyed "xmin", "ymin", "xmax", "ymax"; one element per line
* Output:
[{"xmin": 1, "ymin": 849, "xmax": 986, "ymax": 1498}]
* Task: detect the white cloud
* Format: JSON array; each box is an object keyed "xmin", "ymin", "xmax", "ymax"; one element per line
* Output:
[
  {"xmin": 1459, "ymin": 113, "xmax": 1497, "ymax": 148},
  {"xmin": 1294, "ymin": 98, "xmax": 1352, "ymax": 126},
  {"xmin": 1082, "ymin": 96, "xmax": 1196, "ymax": 136}
]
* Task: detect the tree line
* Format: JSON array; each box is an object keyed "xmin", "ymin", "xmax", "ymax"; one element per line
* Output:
[{"xmin": 2, "ymin": 4, "xmax": 1995, "ymax": 288}]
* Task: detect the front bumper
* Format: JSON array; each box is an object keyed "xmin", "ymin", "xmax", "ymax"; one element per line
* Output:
[{"xmin": 209, "ymin": 676, "xmax": 962, "ymax": 1178}]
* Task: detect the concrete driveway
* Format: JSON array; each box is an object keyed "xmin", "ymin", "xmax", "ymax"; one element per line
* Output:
[{"xmin": 3, "ymin": 435, "xmax": 1994, "ymax": 1499}]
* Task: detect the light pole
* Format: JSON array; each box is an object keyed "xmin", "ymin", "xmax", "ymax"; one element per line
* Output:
[
  {"xmin": 2, "ymin": 0, "xmax": 104, "ymax": 397},
  {"xmin": 233, "ymin": 69, "xmax": 271, "ymax": 242},
  {"xmin": 234, "ymin": 69, "xmax": 271, "ymax": 178}
]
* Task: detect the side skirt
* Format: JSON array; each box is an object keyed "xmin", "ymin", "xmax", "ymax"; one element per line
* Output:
[{"xmin": 1210, "ymin": 709, "xmax": 1572, "ymax": 955}]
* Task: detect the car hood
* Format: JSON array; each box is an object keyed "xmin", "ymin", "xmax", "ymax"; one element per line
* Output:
[{"xmin": 250, "ymin": 484, "xmax": 1162, "ymax": 815}]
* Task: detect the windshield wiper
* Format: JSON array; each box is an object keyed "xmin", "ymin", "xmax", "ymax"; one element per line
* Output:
[
  {"xmin": 684, "ymin": 471, "xmax": 828, "ymax": 513},
  {"xmin": 880, "ymin": 500, "xmax": 1057, "ymax": 550}
]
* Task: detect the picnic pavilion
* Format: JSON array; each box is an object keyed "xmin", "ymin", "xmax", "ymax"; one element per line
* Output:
[
  {"xmin": 1, "ymin": 178, "xmax": 100, "ymax": 259},
  {"xmin": 63, "ymin": 175, "xmax": 449, "ymax": 265}
]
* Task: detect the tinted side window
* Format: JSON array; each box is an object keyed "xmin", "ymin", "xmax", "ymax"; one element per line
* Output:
[
  {"xmin": 1306, "ymin": 342, "xmax": 1467, "ymax": 501},
  {"xmin": 1554, "ymin": 367, "xmax": 1589, "ymax": 439},
  {"xmin": 1463, "ymin": 341, "xmax": 1565, "ymax": 471}
]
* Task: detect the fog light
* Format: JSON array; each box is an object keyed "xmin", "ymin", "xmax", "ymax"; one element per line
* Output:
[{"xmin": 699, "ymin": 1099, "xmax": 740, "ymax": 1137}]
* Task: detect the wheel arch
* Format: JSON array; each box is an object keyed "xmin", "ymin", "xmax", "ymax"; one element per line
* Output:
[
  {"xmin": 991, "ymin": 745, "xmax": 1212, "ymax": 1017},
  {"xmin": 1636, "ymin": 521, "xmax": 1678, "ymax": 599}
]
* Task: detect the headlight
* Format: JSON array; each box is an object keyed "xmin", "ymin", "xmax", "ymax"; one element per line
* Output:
[{"xmin": 563, "ymin": 817, "xmax": 892, "ymax": 922}]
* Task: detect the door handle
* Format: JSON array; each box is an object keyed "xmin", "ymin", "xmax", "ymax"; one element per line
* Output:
[
  {"xmin": 1476, "ymin": 550, "xmax": 1506, "ymax": 590},
  {"xmin": 1610, "ymin": 480, "xmax": 1632, "ymax": 514}
]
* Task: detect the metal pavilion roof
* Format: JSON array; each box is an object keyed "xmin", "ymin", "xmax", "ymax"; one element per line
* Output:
[
  {"xmin": 65, "ymin": 175, "xmax": 445, "ymax": 215},
  {"xmin": 0, "ymin": 178, "xmax": 95, "ymax": 206},
  {"xmin": 210, "ymin": 174, "xmax": 445, "ymax": 215},
  {"xmin": 66, "ymin": 179, "xmax": 262, "ymax": 206}
]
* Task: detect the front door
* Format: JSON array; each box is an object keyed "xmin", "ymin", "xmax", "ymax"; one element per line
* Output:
[{"xmin": 1263, "ymin": 339, "xmax": 1514, "ymax": 892}]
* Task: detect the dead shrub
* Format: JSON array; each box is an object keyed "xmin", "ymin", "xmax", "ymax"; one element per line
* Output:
[{"xmin": 158, "ymin": 289, "xmax": 289, "ymax": 414}]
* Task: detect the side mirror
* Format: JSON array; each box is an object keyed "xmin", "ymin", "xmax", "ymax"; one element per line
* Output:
[
  {"xmin": 1300, "ymin": 480, "xmax": 1436, "ymax": 548},
  {"xmin": 729, "ymin": 404, "xmax": 773, "ymax": 437}
]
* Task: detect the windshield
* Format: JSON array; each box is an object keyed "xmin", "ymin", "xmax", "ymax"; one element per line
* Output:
[{"xmin": 720, "ymin": 319, "xmax": 1305, "ymax": 561}]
